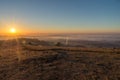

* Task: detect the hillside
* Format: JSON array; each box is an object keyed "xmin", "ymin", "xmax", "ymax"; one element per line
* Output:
[{"xmin": 0, "ymin": 38, "xmax": 120, "ymax": 80}]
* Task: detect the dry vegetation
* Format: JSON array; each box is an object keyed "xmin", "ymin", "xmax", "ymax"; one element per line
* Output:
[{"xmin": 0, "ymin": 38, "xmax": 120, "ymax": 80}]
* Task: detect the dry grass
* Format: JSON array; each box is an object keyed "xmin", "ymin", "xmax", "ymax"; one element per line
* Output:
[
  {"xmin": 0, "ymin": 39, "xmax": 120, "ymax": 80},
  {"xmin": 23, "ymin": 44, "xmax": 120, "ymax": 53}
]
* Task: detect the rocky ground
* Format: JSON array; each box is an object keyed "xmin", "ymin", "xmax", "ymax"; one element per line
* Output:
[{"xmin": 0, "ymin": 38, "xmax": 120, "ymax": 80}]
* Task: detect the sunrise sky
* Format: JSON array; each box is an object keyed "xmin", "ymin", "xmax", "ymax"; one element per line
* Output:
[{"xmin": 0, "ymin": 0, "xmax": 120, "ymax": 34}]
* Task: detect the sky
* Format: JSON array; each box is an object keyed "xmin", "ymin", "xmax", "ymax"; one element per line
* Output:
[{"xmin": 0, "ymin": 0, "xmax": 120, "ymax": 34}]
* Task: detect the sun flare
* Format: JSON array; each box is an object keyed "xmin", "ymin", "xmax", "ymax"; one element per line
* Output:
[{"xmin": 10, "ymin": 28, "xmax": 16, "ymax": 33}]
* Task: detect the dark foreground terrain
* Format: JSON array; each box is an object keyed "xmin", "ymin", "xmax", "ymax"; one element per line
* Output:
[{"xmin": 0, "ymin": 38, "xmax": 120, "ymax": 80}]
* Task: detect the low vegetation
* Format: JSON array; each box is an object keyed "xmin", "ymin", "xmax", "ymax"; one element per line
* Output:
[{"xmin": 0, "ymin": 38, "xmax": 120, "ymax": 80}]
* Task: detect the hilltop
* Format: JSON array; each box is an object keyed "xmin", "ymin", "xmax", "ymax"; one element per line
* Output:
[{"xmin": 0, "ymin": 38, "xmax": 120, "ymax": 80}]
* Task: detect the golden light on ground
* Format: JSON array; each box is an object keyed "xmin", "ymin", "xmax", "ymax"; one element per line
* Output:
[{"xmin": 10, "ymin": 28, "xmax": 16, "ymax": 33}]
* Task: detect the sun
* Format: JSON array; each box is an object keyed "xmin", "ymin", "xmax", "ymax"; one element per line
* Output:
[{"xmin": 10, "ymin": 28, "xmax": 16, "ymax": 33}]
